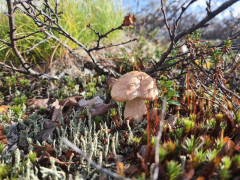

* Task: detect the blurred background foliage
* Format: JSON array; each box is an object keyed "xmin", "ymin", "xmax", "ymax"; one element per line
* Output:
[{"xmin": 0, "ymin": 0, "xmax": 124, "ymax": 65}]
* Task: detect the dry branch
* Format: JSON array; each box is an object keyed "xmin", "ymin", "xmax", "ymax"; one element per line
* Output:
[{"xmin": 143, "ymin": 0, "xmax": 239, "ymax": 74}]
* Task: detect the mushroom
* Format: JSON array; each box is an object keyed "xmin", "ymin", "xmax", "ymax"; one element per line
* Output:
[{"xmin": 111, "ymin": 71, "xmax": 158, "ymax": 121}]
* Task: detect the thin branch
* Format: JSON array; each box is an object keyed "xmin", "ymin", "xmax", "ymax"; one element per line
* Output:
[
  {"xmin": 26, "ymin": 35, "xmax": 51, "ymax": 54},
  {"xmin": 7, "ymin": 0, "xmax": 38, "ymax": 74},
  {"xmin": 144, "ymin": 0, "xmax": 239, "ymax": 74},
  {"xmin": 160, "ymin": 0, "xmax": 172, "ymax": 40},
  {"xmin": 0, "ymin": 39, "xmax": 11, "ymax": 46},
  {"xmin": 0, "ymin": 62, "xmax": 28, "ymax": 74},
  {"xmin": 88, "ymin": 38, "xmax": 137, "ymax": 52},
  {"xmin": 13, "ymin": 0, "xmax": 33, "ymax": 5},
  {"xmin": 218, "ymin": 81, "xmax": 240, "ymax": 101},
  {"xmin": 172, "ymin": 0, "xmax": 197, "ymax": 41},
  {"xmin": 13, "ymin": 30, "xmax": 42, "ymax": 41}
]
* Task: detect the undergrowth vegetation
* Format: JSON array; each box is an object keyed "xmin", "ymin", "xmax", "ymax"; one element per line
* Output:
[
  {"xmin": 0, "ymin": 28, "xmax": 240, "ymax": 179},
  {"xmin": 0, "ymin": 0, "xmax": 240, "ymax": 179}
]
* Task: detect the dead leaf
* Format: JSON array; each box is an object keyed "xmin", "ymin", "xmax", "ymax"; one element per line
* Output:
[
  {"xmin": 116, "ymin": 162, "xmax": 125, "ymax": 177},
  {"xmin": 91, "ymin": 103, "xmax": 117, "ymax": 117},
  {"xmin": 18, "ymin": 136, "xmax": 28, "ymax": 152},
  {"xmin": 59, "ymin": 97, "xmax": 80, "ymax": 108},
  {"xmin": 36, "ymin": 119, "xmax": 58, "ymax": 142},
  {"xmin": 217, "ymin": 137, "xmax": 235, "ymax": 157},
  {"xmin": 166, "ymin": 114, "xmax": 177, "ymax": 129},
  {"xmin": 32, "ymin": 143, "xmax": 56, "ymax": 157},
  {"xmin": 27, "ymin": 98, "xmax": 50, "ymax": 109},
  {"xmin": 51, "ymin": 99, "xmax": 62, "ymax": 122},
  {"xmin": 197, "ymin": 156, "xmax": 221, "ymax": 179},
  {"xmin": 38, "ymin": 151, "xmax": 71, "ymax": 169},
  {"xmin": 0, "ymin": 125, "xmax": 5, "ymax": 136},
  {"xmin": 123, "ymin": 14, "xmax": 136, "ymax": 26},
  {"xmin": 79, "ymin": 96, "xmax": 117, "ymax": 117},
  {"xmin": 78, "ymin": 96, "xmax": 103, "ymax": 107},
  {"xmin": 0, "ymin": 105, "xmax": 8, "ymax": 114},
  {"xmin": 183, "ymin": 163, "xmax": 195, "ymax": 180},
  {"xmin": 0, "ymin": 126, "xmax": 7, "ymax": 144},
  {"xmin": 124, "ymin": 164, "xmax": 139, "ymax": 176},
  {"xmin": 197, "ymin": 177, "xmax": 205, "ymax": 180},
  {"xmin": 0, "ymin": 135, "xmax": 8, "ymax": 144}
]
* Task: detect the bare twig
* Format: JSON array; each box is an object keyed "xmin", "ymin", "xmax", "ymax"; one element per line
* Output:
[
  {"xmin": 144, "ymin": 0, "xmax": 239, "ymax": 74},
  {"xmin": 0, "ymin": 39, "xmax": 11, "ymax": 46},
  {"xmin": 160, "ymin": 0, "xmax": 172, "ymax": 39},
  {"xmin": 87, "ymin": 23, "xmax": 137, "ymax": 52},
  {"xmin": 7, "ymin": 0, "xmax": 39, "ymax": 76},
  {"xmin": 13, "ymin": 30, "xmax": 42, "ymax": 41},
  {"xmin": 0, "ymin": 62, "xmax": 28, "ymax": 74},
  {"xmin": 88, "ymin": 38, "xmax": 138, "ymax": 52},
  {"xmin": 26, "ymin": 35, "xmax": 51, "ymax": 54}
]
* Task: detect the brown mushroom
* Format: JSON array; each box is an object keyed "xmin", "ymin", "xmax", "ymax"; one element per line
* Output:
[{"xmin": 111, "ymin": 71, "xmax": 158, "ymax": 121}]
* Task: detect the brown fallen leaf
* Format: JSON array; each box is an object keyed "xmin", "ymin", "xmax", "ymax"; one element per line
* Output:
[
  {"xmin": 183, "ymin": 163, "xmax": 195, "ymax": 180},
  {"xmin": 124, "ymin": 164, "xmax": 139, "ymax": 176},
  {"xmin": 0, "ymin": 125, "xmax": 5, "ymax": 136},
  {"xmin": 32, "ymin": 142, "xmax": 56, "ymax": 157},
  {"xmin": 166, "ymin": 114, "xmax": 177, "ymax": 129},
  {"xmin": 217, "ymin": 137, "xmax": 235, "ymax": 157},
  {"xmin": 78, "ymin": 96, "xmax": 117, "ymax": 117},
  {"xmin": 78, "ymin": 96, "xmax": 104, "ymax": 107},
  {"xmin": 116, "ymin": 162, "xmax": 125, "ymax": 177},
  {"xmin": 36, "ymin": 119, "xmax": 58, "ymax": 142},
  {"xmin": 0, "ymin": 135, "xmax": 8, "ymax": 144},
  {"xmin": 0, "ymin": 105, "xmax": 8, "ymax": 114},
  {"xmin": 0, "ymin": 126, "xmax": 7, "ymax": 144},
  {"xmin": 38, "ymin": 151, "xmax": 71, "ymax": 169},
  {"xmin": 51, "ymin": 99, "xmax": 62, "ymax": 122},
  {"xmin": 18, "ymin": 136, "xmax": 28, "ymax": 152},
  {"xmin": 91, "ymin": 103, "xmax": 117, "ymax": 117},
  {"xmin": 27, "ymin": 98, "xmax": 50, "ymax": 109},
  {"xmin": 59, "ymin": 96, "xmax": 81, "ymax": 108}
]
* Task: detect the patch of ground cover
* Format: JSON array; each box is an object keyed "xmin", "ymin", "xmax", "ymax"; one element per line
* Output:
[{"xmin": 0, "ymin": 67, "xmax": 240, "ymax": 179}]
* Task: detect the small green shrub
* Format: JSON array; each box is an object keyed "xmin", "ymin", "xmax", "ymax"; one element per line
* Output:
[{"xmin": 167, "ymin": 160, "xmax": 182, "ymax": 180}]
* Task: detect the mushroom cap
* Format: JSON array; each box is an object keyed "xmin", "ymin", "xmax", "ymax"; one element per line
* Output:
[{"xmin": 111, "ymin": 71, "xmax": 158, "ymax": 102}]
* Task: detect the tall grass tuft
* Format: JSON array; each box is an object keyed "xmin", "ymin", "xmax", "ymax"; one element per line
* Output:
[{"xmin": 0, "ymin": 0, "xmax": 123, "ymax": 65}]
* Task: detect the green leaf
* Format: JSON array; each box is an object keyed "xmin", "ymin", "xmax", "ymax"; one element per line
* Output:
[
  {"xmin": 164, "ymin": 81, "xmax": 174, "ymax": 88},
  {"xmin": 167, "ymin": 88, "xmax": 176, "ymax": 99},
  {"xmin": 168, "ymin": 100, "xmax": 181, "ymax": 106}
]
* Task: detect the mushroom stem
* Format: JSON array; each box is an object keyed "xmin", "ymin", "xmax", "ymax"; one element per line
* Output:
[{"xmin": 124, "ymin": 98, "xmax": 147, "ymax": 122}]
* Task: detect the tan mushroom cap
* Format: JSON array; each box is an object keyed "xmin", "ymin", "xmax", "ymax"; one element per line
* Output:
[{"xmin": 111, "ymin": 71, "xmax": 158, "ymax": 102}]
